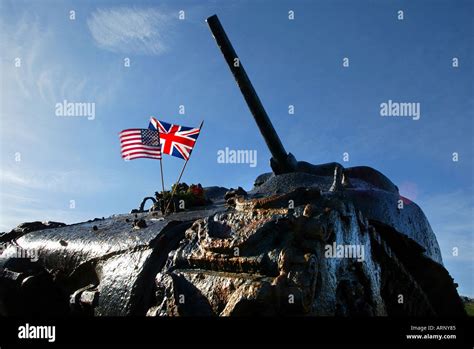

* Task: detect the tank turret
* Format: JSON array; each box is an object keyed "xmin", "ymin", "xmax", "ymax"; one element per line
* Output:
[{"xmin": 206, "ymin": 14, "xmax": 442, "ymax": 264}]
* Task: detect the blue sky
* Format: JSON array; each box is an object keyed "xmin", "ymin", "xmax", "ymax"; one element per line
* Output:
[{"xmin": 0, "ymin": 0, "xmax": 472, "ymax": 296}]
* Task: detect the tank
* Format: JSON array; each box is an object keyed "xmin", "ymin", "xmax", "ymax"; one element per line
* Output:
[{"xmin": 0, "ymin": 15, "xmax": 465, "ymax": 317}]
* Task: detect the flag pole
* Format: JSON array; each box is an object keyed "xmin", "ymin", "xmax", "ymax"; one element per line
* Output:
[
  {"xmin": 159, "ymin": 158, "xmax": 165, "ymax": 194},
  {"xmin": 164, "ymin": 120, "xmax": 204, "ymax": 214},
  {"xmin": 151, "ymin": 116, "xmax": 166, "ymax": 204}
]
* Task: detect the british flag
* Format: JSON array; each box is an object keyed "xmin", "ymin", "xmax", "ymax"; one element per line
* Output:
[{"xmin": 148, "ymin": 117, "xmax": 201, "ymax": 160}]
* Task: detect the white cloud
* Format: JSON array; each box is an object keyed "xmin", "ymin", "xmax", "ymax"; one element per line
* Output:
[{"xmin": 87, "ymin": 7, "xmax": 173, "ymax": 55}]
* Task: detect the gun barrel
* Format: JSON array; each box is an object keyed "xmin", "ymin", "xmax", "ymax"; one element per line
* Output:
[{"xmin": 206, "ymin": 14, "xmax": 296, "ymax": 173}]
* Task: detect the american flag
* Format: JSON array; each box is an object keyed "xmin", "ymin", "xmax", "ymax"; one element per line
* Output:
[
  {"xmin": 149, "ymin": 117, "xmax": 201, "ymax": 160},
  {"xmin": 119, "ymin": 128, "xmax": 162, "ymax": 160}
]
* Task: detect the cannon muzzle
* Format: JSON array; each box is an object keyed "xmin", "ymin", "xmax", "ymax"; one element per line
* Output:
[{"xmin": 206, "ymin": 14, "xmax": 297, "ymax": 174}]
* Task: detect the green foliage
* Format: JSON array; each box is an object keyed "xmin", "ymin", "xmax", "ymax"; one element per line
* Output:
[
  {"xmin": 465, "ymin": 302, "xmax": 474, "ymax": 316},
  {"xmin": 157, "ymin": 183, "xmax": 207, "ymax": 211}
]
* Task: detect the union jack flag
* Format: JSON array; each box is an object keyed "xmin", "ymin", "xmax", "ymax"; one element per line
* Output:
[{"xmin": 149, "ymin": 117, "xmax": 201, "ymax": 160}]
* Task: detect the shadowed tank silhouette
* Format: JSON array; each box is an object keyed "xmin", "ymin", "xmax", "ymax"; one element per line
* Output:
[{"xmin": 0, "ymin": 15, "xmax": 464, "ymax": 317}]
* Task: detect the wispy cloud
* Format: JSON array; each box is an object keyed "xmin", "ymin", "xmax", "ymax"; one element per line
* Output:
[
  {"xmin": 0, "ymin": 205, "xmax": 97, "ymax": 233},
  {"xmin": 0, "ymin": 165, "xmax": 126, "ymax": 231},
  {"xmin": 87, "ymin": 7, "xmax": 173, "ymax": 55},
  {"xmin": 0, "ymin": 15, "xmax": 51, "ymax": 102},
  {"xmin": 0, "ymin": 169, "xmax": 113, "ymax": 194},
  {"xmin": 0, "ymin": 168, "xmax": 121, "ymax": 231},
  {"xmin": 1, "ymin": 13, "xmax": 123, "ymax": 108}
]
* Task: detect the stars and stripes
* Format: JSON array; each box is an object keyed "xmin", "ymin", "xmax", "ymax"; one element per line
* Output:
[
  {"xmin": 149, "ymin": 117, "xmax": 201, "ymax": 160},
  {"xmin": 119, "ymin": 128, "xmax": 162, "ymax": 160}
]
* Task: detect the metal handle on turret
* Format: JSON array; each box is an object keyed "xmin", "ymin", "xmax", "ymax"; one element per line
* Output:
[{"xmin": 206, "ymin": 14, "xmax": 297, "ymax": 174}]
